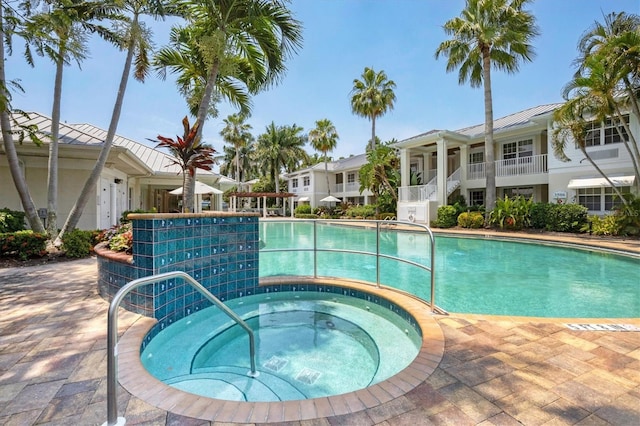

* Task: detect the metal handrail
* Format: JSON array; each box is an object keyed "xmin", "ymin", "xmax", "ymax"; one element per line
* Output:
[
  {"xmin": 260, "ymin": 219, "xmax": 440, "ymax": 314},
  {"xmin": 105, "ymin": 271, "xmax": 257, "ymax": 426}
]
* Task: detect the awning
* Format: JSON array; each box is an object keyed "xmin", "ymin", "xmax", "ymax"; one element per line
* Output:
[
  {"xmin": 567, "ymin": 175, "xmax": 635, "ymax": 189},
  {"xmin": 298, "ymin": 196, "xmax": 310, "ymax": 202}
]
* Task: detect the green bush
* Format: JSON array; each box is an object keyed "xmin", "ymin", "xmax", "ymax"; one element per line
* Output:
[
  {"xmin": 530, "ymin": 203, "xmax": 552, "ymax": 229},
  {"xmin": 295, "ymin": 213, "xmax": 319, "ymax": 219},
  {"xmin": 0, "ymin": 208, "xmax": 26, "ymax": 233},
  {"xmin": 488, "ymin": 195, "xmax": 532, "ymax": 230},
  {"xmin": 614, "ymin": 193, "xmax": 640, "ymax": 236},
  {"xmin": 345, "ymin": 204, "xmax": 376, "ymax": 219},
  {"xmin": 120, "ymin": 208, "xmax": 157, "ymax": 223},
  {"xmin": 294, "ymin": 204, "xmax": 312, "ymax": 215},
  {"xmin": 61, "ymin": 229, "xmax": 99, "ymax": 258},
  {"xmin": 457, "ymin": 211, "xmax": 484, "ymax": 229},
  {"xmin": 583, "ymin": 215, "xmax": 621, "ymax": 236},
  {"xmin": 0, "ymin": 231, "xmax": 47, "ymax": 260},
  {"xmin": 545, "ymin": 203, "xmax": 588, "ymax": 232},
  {"xmin": 436, "ymin": 205, "xmax": 458, "ymax": 228}
]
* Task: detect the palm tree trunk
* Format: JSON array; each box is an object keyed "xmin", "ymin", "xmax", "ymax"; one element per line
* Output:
[
  {"xmin": 235, "ymin": 143, "xmax": 241, "ymax": 191},
  {"xmin": 47, "ymin": 44, "xmax": 66, "ymax": 239},
  {"xmin": 0, "ymin": 6, "xmax": 45, "ymax": 233},
  {"xmin": 195, "ymin": 57, "xmax": 221, "ymax": 139},
  {"xmin": 57, "ymin": 15, "xmax": 138, "ymax": 242},
  {"xmin": 482, "ymin": 48, "xmax": 496, "ymax": 211},
  {"xmin": 613, "ymin": 107, "xmax": 640, "ymax": 192},
  {"xmin": 324, "ymin": 153, "xmax": 330, "ymax": 195},
  {"xmin": 184, "ymin": 170, "xmax": 196, "ymax": 213},
  {"xmin": 580, "ymin": 146, "xmax": 629, "ymax": 206},
  {"xmin": 370, "ymin": 116, "xmax": 376, "ymax": 151}
]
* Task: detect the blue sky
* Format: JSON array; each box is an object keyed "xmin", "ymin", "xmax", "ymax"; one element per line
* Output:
[{"xmin": 7, "ymin": 0, "xmax": 640, "ymax": 171}]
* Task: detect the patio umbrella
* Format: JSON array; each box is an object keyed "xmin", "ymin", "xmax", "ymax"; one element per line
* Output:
[
  {"xmin": 169, "ymin": 181, "xmax": 223, "ymax": 195},
  {"xmin": 320, "ymin": 195, "xmax": 341, "ymax": 203}
]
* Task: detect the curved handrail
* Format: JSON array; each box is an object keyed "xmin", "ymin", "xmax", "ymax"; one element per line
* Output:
[
  {"xmin": 259, "ymin": 219, "xmax": 440, "ymax": 313},
  {"xmin": 105, "ymin": 271, "xmax": 257, "ymax": 426}
]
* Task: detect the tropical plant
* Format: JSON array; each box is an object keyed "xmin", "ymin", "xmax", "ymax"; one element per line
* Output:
[
  {"xmin": 435, "ymin": 0, "xmax": 539, "ymax": 211},
  {"xmin": 436, "ymin": 205, "xmax": 458, "ymax": 228},
  {"xmin": 220, "ymin": 113, "xmax": 253, "ymax": 190},
  {"xmin": 153, "ymin": 116, "xmax": 216, "ymax": 212},
  {"xmin": 309, "ymin": 118, "xmax": 339, "ymax": 195},
  {"xmin": 488, "ymin": 195, "xmax": 533, "ymax": 229},
  {"xmin": 26, "ymin": 0, "xmax": 123, "ymax": 238},
  {"xmin": 350, "ymin": 67, "xmax": 396, "ymax": 151},
  {"xmin": 254, "ymin": 122, "xmax": 308, "ymax": 202},
  {"xmin": 358, "ymin": 143, "xmax": 399, "ymax": 214},
  {"xmin": 57, "ymin": 0, "xmax": 165, "ymax": 244}
]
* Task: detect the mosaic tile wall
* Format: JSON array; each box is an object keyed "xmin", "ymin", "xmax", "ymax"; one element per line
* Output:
[{"xmin": 97, "ymin": 213, "xmax": 260, "ymax": 325}]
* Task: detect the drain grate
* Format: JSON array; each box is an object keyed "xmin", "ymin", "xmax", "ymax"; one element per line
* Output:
[
  {"xmin": 263, "ymin": 356, "xmax": 288, "ymax": 372},
  {"xmin": 295, "ymin": 367, "xmax": 321, "ymax": 385},
  {"xmin": 565, "ymin": 323, "xmax": 640, "ymax": 332}
]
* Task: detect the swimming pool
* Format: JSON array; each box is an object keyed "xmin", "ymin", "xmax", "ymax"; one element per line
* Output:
[
  {"xmin": 141, "ymin": 289, "xmax": 422, "ymax": 401},
  {"xmin": 259, "ymin": 221, "xmax": 639, "ymax": 318}
]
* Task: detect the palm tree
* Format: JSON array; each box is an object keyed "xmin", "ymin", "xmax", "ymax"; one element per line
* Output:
[
  {"xmin": 308, "ymin": 118, "xmax": 339, "ymax": 195},
  {"xmin": 220, "ymin": 113, "xmax": 253, "ymax": 191},
  {"xmin": 57, "ymin": 0, "xmax": 165, "ymax": 243},
  {"xmin": 26, "ymin": 0, "xmax": 122, "ymax": 237},
  {"xmin": 255, "ymin": 122, "xmax": 308, "ymax": 202},
  {"xmin": 0, "ymin": 2, "xmax": 47, "ymax": 233},
  {"xmin": 359, "ymin": 143, "xmax": 400, "ymax": 215},
  {"xmin": 153, "ymin": 117, "xmax": 216, "ymax": 212},
  {"xmin": 573, "ymin": 11, "xmax": 640, "ymax": 192},
  {"xmin": 164, "ymin": 0, "xmax": 302, "ymax": 138},
  {"xmin": 350, "ymin": 67, "xmax": 396, "ymax": 151},
  {"xmin": 435, "ymin": 0, "xmax": 539, "ymax": 211}
]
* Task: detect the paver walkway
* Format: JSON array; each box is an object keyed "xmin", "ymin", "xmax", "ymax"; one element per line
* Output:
[{"xmin": 1, "ymin": 243, "xmax": 639, "ymax": 425}]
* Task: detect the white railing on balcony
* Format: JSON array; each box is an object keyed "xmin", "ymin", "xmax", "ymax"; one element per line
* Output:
[
  {"xmin": 333, "ymin": 183, "xmax": 344, "ymax": 193},
  {"xmin": 333, "ymin": 182, "xmax": 362, "ymax": 194},
  {"xmin": 399, "ymin": 169, "xmax": 460, "ymax": 202},
  {"xmin": 496, "ymin": 154, "xmax": 547, "ymax": 177},
  {"xmin": 467, "ymin": 154, "xmax": 548, "ymax": 179}
]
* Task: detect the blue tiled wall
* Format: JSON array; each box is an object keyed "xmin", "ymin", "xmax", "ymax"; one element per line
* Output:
[{"xmin": 97, "ymin": 214, "xmax": 260, "ymax": 324}]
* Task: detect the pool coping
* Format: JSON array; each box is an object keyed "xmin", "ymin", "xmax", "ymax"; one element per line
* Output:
[{"xmin": 117, "ymin": 278, "xmax": 445, "ymax": 423}]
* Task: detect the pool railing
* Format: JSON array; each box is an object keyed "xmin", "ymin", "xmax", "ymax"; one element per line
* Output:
[
  {"xmin": 104, "ymin": 271, "xmax": 258, "ymax": 426},
  {"xmin": 259, "ymin": 219, "xmax": 441, "ymax": 313}
]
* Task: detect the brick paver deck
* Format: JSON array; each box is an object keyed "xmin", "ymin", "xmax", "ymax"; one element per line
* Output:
[{"xmin": 1, "ymin": 232, "xmax": 639, "ymax": 425}]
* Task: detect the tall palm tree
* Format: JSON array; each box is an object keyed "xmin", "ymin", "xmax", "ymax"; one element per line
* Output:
[
  {"xmin": 57, "ymin": 0, "xmax": 165, "ymax": 243},
  {"xmin": 309, "ymin": 118, "xmax": 339, "ymax": 196},
  {"xmin": 220, "ymin": 113, "xmax": 253, "ymax": 191},
  {"xmin": 350, "ymin": 67, "xmax": 396, "ymax": 151},
  {"xmin": 255, "ymin": 122, "xmax": 308, "ymax": 202},
  {"xmin": 435, "ymin": 0, "xmax": 539, "ymax": 211},
  {"xmin": 153, "ymin": 116, "xmax": 216, "ymax": 212},
  {"xmin": 0, "ymin": 1, "xmax": 47, "ymax": 233},
  {"xmin": 574, "ymin": 11, "xmax": 640, "ymax": 192},
  {"xmin": 26, "ymin": 0, "xmax": 122, "ymax": 237},
  {"xmin": 165, "ymin": 0, "xmax": 302, "ymax": 138}
]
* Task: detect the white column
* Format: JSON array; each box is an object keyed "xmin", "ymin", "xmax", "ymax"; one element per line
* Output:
[
  {"xmin": 436, "ymin": 138, "xmax": 448, "ymax": 206},
  {"xmin": 400, "ymin": 148, "xmax": 410, "ymax": 187},
  {"xmin": 459, "ymin": 144, "xmax": 468, "ymax": 198},
  {"xmin": 263, "ymin": 196, "xmax": 267, "ymax": 218},
  {"xmin": 424, "ymin": 153, "xmax": 432, "ymax": 182},
  {"xmin": 109, "ymin": 183, "xmax": 117, "ymax": 226}
]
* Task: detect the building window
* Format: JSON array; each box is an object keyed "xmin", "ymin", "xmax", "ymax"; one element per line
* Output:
[
  {"xmin": 469, "ymin": 151, "xmax": 484, "ymax": 164},
  {"xmin": 503, "ymin": 187, "xmax": 534, "ymax": 199},
  {"xmin": 303, "ymin": 176, "xmax": 310, "ymax": 186},
  {"xmin": 503, "ymin": 139, "xmax": 532, "ymax": 160},
  {"xmin": 577, "ymin": 186, "xmax": 629, "ymax": 211},
  {"xmin": 583, "ymin": 115, "xmax": 629, "ymax": 147},
  {"xmin": 469, "ymin": 190, "xmax": 484, "ymax": 206},
  {"xmin": 347, "ymin": 173, "xmax": 356, "ymax": 183},
  {"xmin": 291, "ymin": 178, "xmax": 298, "ymax": 188}
]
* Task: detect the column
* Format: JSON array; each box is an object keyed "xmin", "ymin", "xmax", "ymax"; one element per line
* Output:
[
  {"xmin": 400, "ymin": 148, "xmax": 410, "ymax": 187},
  {"xmin": 436, "ymin": 138, "xmax": 448, "ymax": 206},
  {"xmin": 459, "ymin": 144, "xmax": 468, "ymax": 199}
]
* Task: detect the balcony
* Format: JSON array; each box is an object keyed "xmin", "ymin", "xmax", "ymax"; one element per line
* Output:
[
  {"xmin": 334, "ymin": 182, "xmax": 360, "ymax": 194},
  {"xmin": 467, "ymin": 154, "xmax": 548, "ymax": 179}
]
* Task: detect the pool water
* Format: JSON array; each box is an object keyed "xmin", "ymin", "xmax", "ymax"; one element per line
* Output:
[
  {"xmin": 259, "ymin": 222, "xmax": 640, "ymax": 318},
  {"xmin": 142, "ymin": 291, "xmax": 421, "ymax": 401}
]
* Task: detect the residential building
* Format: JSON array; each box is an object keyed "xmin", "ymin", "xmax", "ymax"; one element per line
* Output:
[
  {"xmin": 395, "ymin": 103, "xmax": 638, "ymax": 223},
  {"xmin": 0, "ymin": 112, "xmax": 234, "ymax": 231},
  {"xmin": 285, "ymin": 154, "xmax": 374, "ymax": 209}
]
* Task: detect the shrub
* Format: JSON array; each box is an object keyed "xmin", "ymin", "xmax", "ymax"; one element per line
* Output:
[
  {"xmin": 295, "ymin": 213, "xmax": 319, "ymax": 219},
  {"xmin": 583, "ymin": 215, "xmax": 621, "ymax": 236},
  {"xmin": 345, "ymin": 204, "xmax": 376, "ymax": 219},
  {"xmin": 457, "ymin": 211, "xmax": 484, "ymax": 229},
  {"xmin": 61, "ymin": 229, "xmax": 99, "ymax": 258},
  {"xmin": 98, "ymin": 222, "xmax": 133, "ymax": 253},
  {"xmin": 120, "ymin": 208, "xmax": 157, "ymax": 223},
  {"xmin": 0, "ymin": 208, "xmax": 26, "ymax": 233},
  {"xmin": 295, "ymin": 204, "xmax": 312, "ymax": 215},
  {"xmin": 545, "ymin": 203, "xmax": 588, "ymax": 232},
  {"xmin": 0, "ymin": 231, "xmax": 47, "ymax": 260},
  {"xmin": 614, "ymin": 193, "xmax": 640, "ymax": 236},
  {"xmin": 436, "ymin": 205, "xmax": 458, "ymax": 228},
  {"xmin": 488, "ymin": 195, "xmax": 532, "ymax": 230},
  {"xmin": 530, "ymin": 203, "xmax": 552, "ymax": 229}
]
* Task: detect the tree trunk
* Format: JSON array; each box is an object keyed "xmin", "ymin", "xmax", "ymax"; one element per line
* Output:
[
  {"xmin": 57, "ymin": 15, "xmax": 139, "ymax": 243},
  {"xmin": 370, "ymin": 116, "xmax": 376, "ymax": 151},
  {"xmin": 46, "ymin": 43, "xmax": 66, "ymax": 239},
  {"xmin": 183, "ymin": 170, "xmax": 196, "ymax": 213},
  {"xmin": 580, "ymin": 146, "xmax": 629, "ymax": 207},
  {"xmin": 0, "ymin": 6, "xmax": 45, "ymax": 233},
  {"xmin": 324, "ymin": 153, "xmax": 330, "ymax": 195},
  {"xmin": 614, "ymin": 107, "xmax": 640, "ymax": 193},
  {"xmin": 482, "ymin": 48, "xmax": 496, "ymax": 211},
  {"xmin": 195, "ymin": 57, "xmax": 221, "ymax": 140}
]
